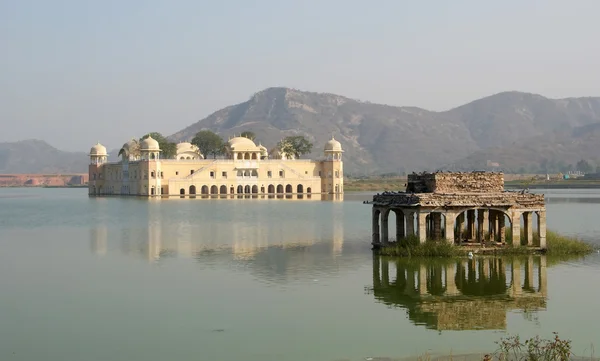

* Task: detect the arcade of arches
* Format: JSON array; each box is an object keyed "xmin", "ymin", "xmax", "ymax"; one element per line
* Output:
[
  {"xmin": 180, "ymin": 184, "xmax": 312, "ymax": 195},
  {"xmin": 370, "ymin": 171, "xmax": 547, "ymax": 249}
]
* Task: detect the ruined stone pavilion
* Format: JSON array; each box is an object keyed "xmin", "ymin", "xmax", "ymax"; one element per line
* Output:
[{"xmin": 370, "ymin": 172, "xmax": 547, "ymax": 249}]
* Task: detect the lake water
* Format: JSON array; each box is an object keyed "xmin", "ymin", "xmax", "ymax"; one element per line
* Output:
[{"xmin": 1, "ymin": 188, "xmax": 599, "ymax": 361}]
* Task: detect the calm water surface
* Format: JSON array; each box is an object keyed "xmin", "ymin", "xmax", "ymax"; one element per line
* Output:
[{"xmin": 1, "ymin": 188, "xmax": 599, "ymax": 361}]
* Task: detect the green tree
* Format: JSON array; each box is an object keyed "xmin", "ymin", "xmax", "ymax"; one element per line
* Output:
[
  {"xmin": 276, "ymin": 135, "xmax": 313, "ymax": 159},
  {"xmin": 140, "ymin": 132, "xmax": 177, "ymax": 159},
  {"xmin": 191, "ymin": 130, "xmax": 225, "ymax": 159},
  {"xmin": 576, "ymin": 159, "xmax": 593, "ymax": 173},
  {"xmin": 118, "ymin": 139, "xmax": 140, "ymax": 159},
  {"xmin": 240, "ymin": 131, "xmax": 256, "ymax": 141}
]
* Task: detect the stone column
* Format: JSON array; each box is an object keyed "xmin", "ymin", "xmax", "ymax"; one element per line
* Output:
[
  {"xmin": 467, "ymin": 210, "xmax": 476, "ymax": 240},
  {"xmin": 433, "ymin": 213, "xmax": 442, "ymax": 239},
  {"xmin": 523, "ymin": 211, "xmax": 533, "ymax": 246},
  {"xmin": 406, "ymin": 212, "xmax": 415, "ymax": 237},
  {"xmin": 457, "ymin": 212, "xmax": 465, "ymax": 240},
  {"xmin": 418, "ymin": 211, "xmax": 428, "ymax": 243},
  {"xmin": 396, "ymin": 210, "xmax": 405, "ymax": 240},
  {"xmin": 477, "ymin": 210, "xmax": 484, "ymax": 242},
  {"xmin": 511, "ymin": 258, "xmax": 522, "ymax": 297},
  {"xmin": 381, "ymin": 209, "xmax": 389, "ymax": 244},
  {"xmin": 482, "ymin": 209, "xmax": 489, "ymax": 241},
  {"xmin": 538, "ymin": 210, "xmax": 547, "ymax": 249},
  {"xmin": 372, "ymin": 208, "xmax": 380, "ymax": 245},
  {"xmin": 444, "ymin": 212, "xmax": 455, "ymax": 243},
  {"xmin": 499, "ymin": 213, "xmax": 506, "ymax": 243},
  {"xmin": 511, "ymin": 211, "xmax": 521, "ymax": 247},
  {"xmin": 489, "ymin": 211, "xmax": 497, "ymax": 243}
]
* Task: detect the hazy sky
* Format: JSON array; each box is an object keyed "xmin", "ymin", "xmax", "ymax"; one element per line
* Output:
[{"xmin": 1, "ymin": 0, "xmax": 599, "ymax": 152}]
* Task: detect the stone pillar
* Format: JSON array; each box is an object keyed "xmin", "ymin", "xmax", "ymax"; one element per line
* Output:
[
  {"xmin": 372, "ymin": 208, "xmax": 380, "ymax": 245},
  {"xmin": 477, "ymin": 210, "xmax": 484, "ymax": 242},
  {"xmin": 539, "ymin": 256, "xmax": 548, "ymax": 297},
  {"xmin": 396, "ymin": 210, "xmax": 405, "ymax": 240},
  {"xmin": 467, "ymin": 210, "xmax": 476, "ymax": 240},
  {"xmin": 538, "ymin": 210, "xmax": 547, "ymax": 249},
  {"xmin": 511, "ymin": 258, "xmax": 522, "ymax": 297},
  {"xmin": 523, "ymin": 211, "xmax": 533, "ymax": 246},
  {"xmin": 433, "ymin": 213, "xmax": 442, "ymax": 239},
  {"xmin": 406, "ymin": 212, "xmax": 415, "ymax": 237},
  {"xmin": 444, "ymin": 212, "xmax": 455, "ymax": 243},
  {"xmin": 381, "ymin": 209, "xmax": 389, "ymax": 244},
  {"xmin": 457, "ymin": 213, "xmax": 465, "ymax": 240},
  {"xmin": 417, "ymin": 211, "xmax": 428, "ymax": 244},
  {"xmin": 489, "ymin": 211, "xmax": 497, "ymax": 243},
  {"xmin": 511, "ymin": 211, "xmax": 521, "ymax": 247},
  {"xmin": 482, "ymin": 209, "xmax": 489, "ymax": 241},
  {"xmin": 419, "ymin": 264, "xmax": 427, "ymax": 295},
  {"xmin": 499, "ymin": 213, "xmax": 506, "ymax": 243}
]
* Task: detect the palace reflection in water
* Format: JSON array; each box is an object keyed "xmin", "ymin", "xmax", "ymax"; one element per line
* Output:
[
  {"xmin": 366, "ymin": 256, "xmax": 547, "ymax": 331},
  {"xmin": 88, "ymin": 195, "xmax": 353, "ymax": 280}
]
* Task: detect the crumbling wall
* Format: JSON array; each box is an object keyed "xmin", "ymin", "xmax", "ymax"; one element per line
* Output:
[{"xmin": 407, "ymin": 172, "xmax": 504, "ymax": 193}]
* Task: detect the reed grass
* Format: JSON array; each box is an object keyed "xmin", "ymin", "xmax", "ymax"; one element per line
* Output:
[{"xmin": 378, "ymin": 230, "xmax": 595, "ymax": 258}]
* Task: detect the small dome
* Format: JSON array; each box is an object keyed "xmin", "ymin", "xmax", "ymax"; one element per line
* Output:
[
  {"xmin": 90, "ymin": 143, "xmax": 107, "ymax": 156},
  {"xmin": 228, "ymin": 136, "xmax": 257, "ymax": 150},
  {"xmin": 176, "ymin": 142, "xmax": 197, "ymax": 152},
  {"xmin": 140, "ymin": 136, "xmax": 160, "ymax": 151},
  {"xmin": 324, "ymin": 136, "xmax": 343, "ymax": 152}
]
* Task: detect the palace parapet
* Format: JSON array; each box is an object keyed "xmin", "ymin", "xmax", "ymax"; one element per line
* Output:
[{"xmin": 370, "ymin": 172, "xmax": 547, "ymax": 249}]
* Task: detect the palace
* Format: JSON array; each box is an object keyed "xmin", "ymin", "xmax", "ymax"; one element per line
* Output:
[{"xmin": 88, "ymin": 136, "xmax": 344, "ymax": 197}]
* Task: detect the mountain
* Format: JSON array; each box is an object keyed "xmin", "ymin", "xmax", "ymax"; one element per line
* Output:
[
  {"xmin": 0, "ymin": 139, "xmax": 88, "ymax": 174},
  {"xmin": 169, "ymin": 88, "xmax": 600, "ymax": 174}
]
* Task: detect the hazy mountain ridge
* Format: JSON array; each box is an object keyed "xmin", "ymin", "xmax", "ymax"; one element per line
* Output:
[
  {"xmin": 4, "ymin": 88, "xmax": 600, "ymax": 175},
  {"xmin": 169, "ymin": 87, "xmax": 600, "ymax": 174},
  {"xmin": 0, "ymin": 139, "xmax": 88, "ymax": 174}
]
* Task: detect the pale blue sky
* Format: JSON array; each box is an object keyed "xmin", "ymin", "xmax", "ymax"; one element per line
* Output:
[{"xmin": 1, "ymin": 0, "xmax": 599, "ymax": 151}]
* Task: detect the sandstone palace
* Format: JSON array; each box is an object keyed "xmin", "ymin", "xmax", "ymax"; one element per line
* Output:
[{"xmin": 88, "ymin": 136, "xmax": 344, "ymax": 198}]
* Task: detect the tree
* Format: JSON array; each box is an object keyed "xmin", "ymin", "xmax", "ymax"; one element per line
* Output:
[
  {"xmin": 240, "ymin": 131, "xmax": 256, "ymax": 141},
  {"xmin": 276, "ymin": 135, "xmax": 313, "ymax": 159},
  {"xmin": 576, "ymin": 159, "xmax": 593, "ymax": 174},
  {"xmin": 118, "ymin": 139, "xmax": 140, "ymax": 159},
  {"xmin": 140, "ymin": 132, "xmax": 177, "ymax": 159},
  {"xmin": 191, "ymin": 130, "xmax": 225, "ymax": 159}
]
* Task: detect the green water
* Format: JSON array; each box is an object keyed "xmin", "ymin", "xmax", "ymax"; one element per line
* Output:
[{"xmin": 0, "ymin": 188, "xmax": 599, "ymax": 361}]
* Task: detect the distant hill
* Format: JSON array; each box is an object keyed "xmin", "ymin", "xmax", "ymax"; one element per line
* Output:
[
  {"xmin": 6, "ymin": 88, "xmax": 600, "ymax": 175},
  {"xmin": 169, "ymin": 87, "xmax": 600, "ymax": 174},
  {"xmin": 0, "ymin": 140, "xmax": 87, "ymax": 174}
]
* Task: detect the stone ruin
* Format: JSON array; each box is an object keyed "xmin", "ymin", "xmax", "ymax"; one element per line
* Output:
[{"xmin": 370, "ymin": 171, "xmax": 547, "ymax": 249}]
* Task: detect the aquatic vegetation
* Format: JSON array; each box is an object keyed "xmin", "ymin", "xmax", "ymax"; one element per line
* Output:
[
  {"xmin": 411, "ymin": 333, "xmax": 596, "ymax": 361},
  {"xmin": 378, "ymin": 230, "xmax": 594, "ymax": 258}
]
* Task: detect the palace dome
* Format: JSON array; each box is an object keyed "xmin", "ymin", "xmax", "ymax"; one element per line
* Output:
[
  {"xmin": 90, "ymin": 143, "xmax": 107, "ymax": 156},
  {"xmin": 122, "ymin": 138, "xmax": 137, "ymax": 151},
  {"xmin": 176, "ymin": 142, "xmax": 197, "ymax": 153},
  {"xmin": 228, "ymin": 136, "xmax": 257, "ymax": 150},
  {"xmin": 324, "ymin": 136, "xmax": 343, "ymax": 152},
  {"xmin": 140, "ymin": 136, "xmax": 160, "ymax": 151}
]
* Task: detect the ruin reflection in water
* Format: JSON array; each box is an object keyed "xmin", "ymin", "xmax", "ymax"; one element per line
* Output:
[{"xmin": 366, "ymin": 256, "xmax": 547, "ymax": 331}]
